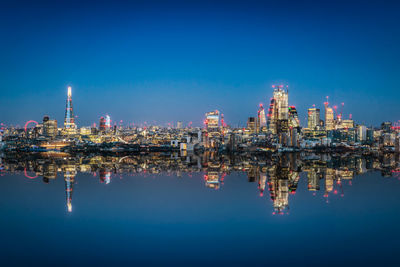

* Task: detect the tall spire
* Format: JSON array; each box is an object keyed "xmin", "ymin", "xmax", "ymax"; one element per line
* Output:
[{"xmin": 64, "ymin": 86, "xmax": 76, "ymax": 134}]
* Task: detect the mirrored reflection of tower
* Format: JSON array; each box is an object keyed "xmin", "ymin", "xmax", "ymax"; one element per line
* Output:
[
  {"xmin": 307, "ymin": 169, "xmax": 320, "ymax": 191},
  {"xmin": 205, "ymin": 161, "xmax": 221, "ymax": 190},
  {"xmin": 100, "ymin": 168, "xmax": 111, "ymax": 184},
  {"xmin": 43, "ymin": 161, "xmax": 57, "ymax": 183},
  {"xmin": 64, "ymin": 165, "xmax": 76, "ymax": 213},
  {"xmin": 247, "ymin": 165, "xmax": 260, "ymax": 183},
  {"xmin": 325, "ymin": 168, "xmax": 336, "ymax": 197},
  {"xmin": 64, "ymin": 86, "xmax": 77, "ymax": 135},
  {"xmin": 266, "ymin": 164, "xmax": 289, "ymax": 214},
  {"xmin": 258, "ymin": 171, "xmax": 267, "ymax": 196},
  {"xmin": 288, "ymin": 171, "xmax": 300, "ymax": 195}
]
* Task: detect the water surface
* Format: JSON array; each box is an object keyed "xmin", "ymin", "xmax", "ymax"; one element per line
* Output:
[{"xmin": 0, "ymin": 154, "xmax": 399, "ymax": 266}]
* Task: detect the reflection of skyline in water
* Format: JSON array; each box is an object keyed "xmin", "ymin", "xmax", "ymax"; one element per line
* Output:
[{"xmin": 1, "ymin": 152, "xmax": 400, "ymax": 214}]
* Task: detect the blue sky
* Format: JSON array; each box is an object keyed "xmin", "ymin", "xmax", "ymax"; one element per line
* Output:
[{"xmin": 1, "ymin": 0, "xmax": 399, "ymax": 127}]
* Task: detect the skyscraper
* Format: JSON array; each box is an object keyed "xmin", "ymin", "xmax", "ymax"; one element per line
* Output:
[
  {"xmin": 288, "ymin": 106, "xmax": 300, "ymax": 128},
  {"xmin": 247, "ymin": 117, "xmax": 257, "ymax": 134},
  {"xmin": 205, "ymin": 111, "xmax": 220, "ymax": 134},
  {"xmin": 307, "ymin": 107, "xmax": 320, "ymax": 130},
  {"xmin": 99, "ymin": 117, "xmax": 106, "ymax": 132},
  {"xmin": 105, "ymin": 115, "xmax": 111, "ymax": 129},
  {"xmin": 267, "ymin": 85, "xmax": 289, "ymax": 134},
  {"xmin": 63, "ymin": 86, "xmax": 76, "ymax": 134},
  {"xmin": 358, "ymin": 125, "xmax": 367, "ymax": 142},
  {"xmin": 257, "ymin": 104, "xmax": 267, "ymax": 129},
  {"xmin": 324, "ymin": 98, "xmax": 335, "ymax": 131},
  {"xmin": 267, "ymin": 98, "xmax": 277, "ymax": 134},
  {"xmin": 325, "ymin": 107, "xmax": 335, "ymax": 130},
  {"xmin": 43, "ymin": 115, "xmax": 58, "ymax": 138},
  {"xmin": 381, "ymin": 121, "xmax": 392, "ymax": 133}
]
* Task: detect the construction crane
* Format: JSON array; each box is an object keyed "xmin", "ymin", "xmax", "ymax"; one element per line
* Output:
[
  {"xmin": 340, "ymin": 102, "xmax": 344, "ymax": 119},
  {"xmin": 324, "ymin": 96, "xmax": 329, "ymax": 109}
]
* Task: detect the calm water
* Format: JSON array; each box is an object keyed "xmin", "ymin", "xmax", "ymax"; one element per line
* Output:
[{"xmin": 1, "ymin": 153, "xmax": 400, "ymax": 266}]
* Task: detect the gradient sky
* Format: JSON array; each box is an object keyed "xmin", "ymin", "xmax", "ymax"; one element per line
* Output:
[{"xmin": 1, "ymin": 0, "xmax": 399, "ymax": 127}]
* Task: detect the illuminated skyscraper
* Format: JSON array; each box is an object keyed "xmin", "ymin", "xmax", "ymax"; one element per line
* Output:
[
  {"xmin": 288, "ymin": 106, "xmax": 300, "ymax": 128},
  {"xmin": 247, "ymin": 117, "xmax": 257, "ymax": 134},
  {"xmin": 105, "ymin": 115, "xmax": 111, "ymax": 129},
  {"xmin": 43, "ymin": 116, "xmax": 58, "ymax": 138},
  {"xmin": 267, "ymin": 98, "xmax": 277, "ymax": 134},
  {"xmin": 381, "ymin": 121, "xmax": 392, "ymax": 133},
  {"xmin": 337, "ymin": 119, "xmax": 354, "ymax": 129},
  {"xmin": 275, "ymin": 87, "xmax": 289, "ymax": 121},
  {"xmin": 324, "ymin": 98, "xmax": 335, "ymax": 131},
  {"xmin": 99, "ymin": 117, "xmax": 106, "ymax": 132},
  {"xmin": 63, "ymin": 86, "xmax": 77, "ymax": 134},
  {"xmin": 257, "ymin": 104, "xmax": 267, "ymax": 129},
  {"xmin": 205, "ymin": 110, "xmax": 220, "ymax": 136},
  {"xmin": 307, "ymin": 107, "xmax": 320, "ymax": 130},
  {"xmin": 325, "ymin": 107, "xmax": 335, "ymax": 130},
  {"xmin": 267, "ymin": 85, "xmax": 289, "ymax": 134},
  {"xmin": 358, "ymin": 125, "xmax": 367, "ymax": 142}
]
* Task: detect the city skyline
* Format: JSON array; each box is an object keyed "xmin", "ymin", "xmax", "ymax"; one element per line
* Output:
[
  {"xmin": 1, "ymin": 0, "xmax": 400, "ymax": 126},
  {"xmin": 1, "ymin": 84, "xmax": 397, "ymax": 129},
  {"xmin": 1, "ymin": 1, "xmax": 400, "ymax": 265}
]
